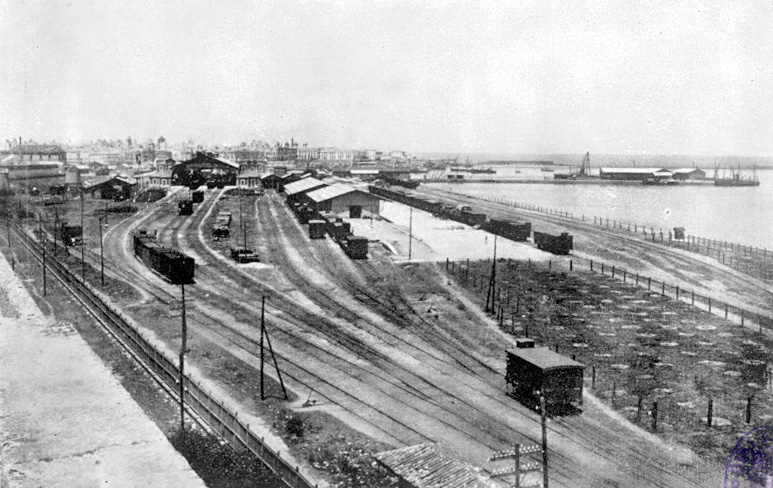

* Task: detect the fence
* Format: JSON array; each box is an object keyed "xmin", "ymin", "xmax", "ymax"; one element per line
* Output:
[
  {"xmin": 9, "ymin": 222, "xmax": 317, "ymax": 488},
  {"xmin": 447, "ymin": 189, "xmax": 773, "ymax": 283},
  {"xmin": 441, "ymin": 255, "xmax": 773, "ymax": 432}
]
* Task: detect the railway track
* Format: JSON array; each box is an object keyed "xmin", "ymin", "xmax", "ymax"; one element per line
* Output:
[
  {"xmin": 174, "ymin": 190, "xmax": 710, "ymax": 487},
  {"xmin": 52, "ymin": 187, "xmax": 715, "ymax": 487}
]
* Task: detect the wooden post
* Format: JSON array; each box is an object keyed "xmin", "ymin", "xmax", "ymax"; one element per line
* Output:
[
  {"xmin": 540, "ymin": 395, "xmax": 549, "ymax": 488},
  {"xmin": 648, "ymin": 277, "xmax": 651, "ymax": 290},
  {"xmin": 637, "ymin": 395, "xmax": 643, "ymax": 423},
  {"xmin": 179, "ymin": 283, "xmax": 187, "ymax": 431},
  {"xmin": 707, "ymin": 398, "xmax": 713, "ymax": 428},
  {"xmin": 747, "ymin": 396, "xmax": 752, "ymax": 424},
  {"xmin": 676, "ymin": 286, "xmax": 679, "ymax": 299},
  {"xmin": 514, "ymin": 444, "xmax": 521, "ymax": 488},
  {"xmin": 570, "ymin": 260, "xmax": 573, "ymax": 271},
  {"xmin": 591, "ymin": 366, "xmax": 596, "ymax": 389},
  {"xmin": 652, "ymin": 401, "xmax": 658, "ymax": 431}
]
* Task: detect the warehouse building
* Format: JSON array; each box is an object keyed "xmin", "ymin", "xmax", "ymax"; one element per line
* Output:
[
  {"xmin": 599, "ymin": 167, "xmax": 673, "ymax": 180},
  {"xmin": 304, "ymin": 183, "xmax": 380, "ymax": 218},
  {"xmin": 283, "ymin": 177, "xmax": 327, "ymax": 204},
  {"xmin": 672, "ymin": 168, "xmax": 706, "ymax": 180},
  {"xmin": 83, "ymin": 175, "xmax": 137, "ymax": 200}
]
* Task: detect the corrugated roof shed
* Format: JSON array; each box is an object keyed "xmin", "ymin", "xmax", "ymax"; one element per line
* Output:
[
  {"xmin": 507, "ymin": 347, "xmax": 585, "ymax": 372},
  {"xmin": 374, "ymin": 443, "xmax": 496, "ymax": 488},
  {"xmin": 284, "ymin": 177, "xmax": 325, "ymax": 196},
  {"xmin": 599, "ymin": 167, "xmax": 669, "ymax": 174},
  {"xmin": 305, "ymin": 183, "xmax": 357, "ymax": 203}
]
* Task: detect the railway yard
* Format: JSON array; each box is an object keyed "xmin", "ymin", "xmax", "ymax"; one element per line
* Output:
[{"xmin": 4, "ymin": 179, "xmax": 773, "ymax": 487}]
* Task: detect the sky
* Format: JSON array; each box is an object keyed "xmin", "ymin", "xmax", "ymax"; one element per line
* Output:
[{"xmin": 0, "ymin": 0, "xmax": 772, "ymax": 155}]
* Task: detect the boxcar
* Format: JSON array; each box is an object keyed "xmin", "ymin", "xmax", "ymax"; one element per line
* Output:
[
  {"xmin": 533, "ymin": 231, "xmax": 573, "ymax": 255},
  {"xmin": 484, "ymin": 218, "xmax": 532, "ymax": 242},
  {"xmin": 506, "ymin": 339, "xmax": 584, "ymax": 411},
  {"xmin": 230, "ymin": 248, "xmax": 260, "ymax": 263},
  {"xmin": 60, "ymin": 222, "xmax": 83, "ymax": 246},
  {"xmin": 341, "ymin": 235, "xmax": 369, "ymax": 259},
  {"xmin": 191, "ymin": 191, "xmax": 204, "ymax": 203},
  {"xmin": 178, "ymin": 200, "xmax": 193, "ymax": 216},
  {"xmin": 308, "ymin": 220, "xmax": 326, "ymax": 239},
  {"xmin": 133, "ymin": 231, "xmax": 195, "ymax": 284}
]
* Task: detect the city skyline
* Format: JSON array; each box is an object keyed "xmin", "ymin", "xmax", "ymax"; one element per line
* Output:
[{"xmin": 1, "ymin": 1, "xmax": 772, "ymax": 156}]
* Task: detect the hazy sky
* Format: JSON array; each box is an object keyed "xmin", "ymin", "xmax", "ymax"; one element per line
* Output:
[{"xmin": 1, "ymin": 0, "xmax": 771, "ymax": 155}]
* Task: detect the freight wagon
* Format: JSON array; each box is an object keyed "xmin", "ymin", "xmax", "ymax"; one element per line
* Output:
[
  {"xmin": 60, "ymin": 222, "xmax": 83, "ymax": 246},
  {"xmin": 178, "ymin": 200, "xmax": 193, "ymax": 216},
  {"xmin": 449, "ymin": 205, "xmax": 487, "ymax": 227},
  {"xmin": 483, "ymin": 218, "xmax": 532, "ymax": 242},
  {"xmin": 340, "ymin": 235, "xmax": 369, "ymax": 259},
  {"xmin": 230, "ymin": 248, "xmax": 260, "ymax": 263},
  {"xmin": 133, "ymin": 230, "xmax": 195, "ymax": 284},
  {"xmin": 191, "ymin": 191, "xmax": 204, "ymax": 203},
  {"xmin": 533, "ymin": 231, "xmax": 573, "ymax": 255},
  {"xmin": 506, "ymin": 338, "xmax": 584, "ymax": 412}
]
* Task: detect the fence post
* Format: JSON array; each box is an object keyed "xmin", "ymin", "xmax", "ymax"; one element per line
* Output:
[
  {"xmin": 636, "ymin": 273, "xmax": 639, "ymax": 285},
  {"xmin": 648, "ymin": 277, "xmax": 651, "ymax": 290},
  {"xmin": 612, "ymin": 266, "xmax": 615, "ymax": 278},
  {"xmin": 707, "ymin": 398, "xmax": 713, "ymax": 428},
  {"xmin": 601, "ymin": 263, "xmax": 605, "ymax": 274},
  {"xmin": 623, "ymin": 269, "xmax": 626, "ymax": 282},
  {"xmin": 725, "ymin": 304, "xmax": 728, "ymax": 319},
  {"xmin": 708, "ymin": 298, "xmax": 711, "ymax": 313},
  {"xmin": 676, "ymin": 286, "xmax": 679, "ymax": 299},
  {"xmin": 747, "ymin": 396, "xmax": 752, "ymax": 424},
  {"xmin": 661, "ymin": 282, "xmax": 665, "ymax": 296},
  {"xmin": 570, "ymin": 260, "xmax": 573, "ymax": 271},
  {"xmin": 445, "ymin": 258, "xmax": 449, "ymax": 271},
  {"xmin": 652, "ymin": 401, "xmax": 658, "ymax": 431},
  {"xmin": 590, "ymin": 260, "xmax": 594, "ymax": 271},
  {"xmin": 591, "ymin": 366, "xmax": 596, "ymax": 389}
]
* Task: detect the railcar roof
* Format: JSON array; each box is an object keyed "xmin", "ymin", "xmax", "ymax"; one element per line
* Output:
[{"xmin": 507, "ymin": 347, "xmax": 585, "ymax": 371}]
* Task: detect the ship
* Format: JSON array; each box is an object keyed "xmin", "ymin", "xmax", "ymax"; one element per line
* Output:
[{"xmin": 714, "ymin": 163, "xmax": 760, "ymax": 187}]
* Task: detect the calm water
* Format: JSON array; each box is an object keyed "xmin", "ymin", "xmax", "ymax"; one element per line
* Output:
[{"xmin": 437, "ymin": 168, "xmax": 773, "ymax": 249}]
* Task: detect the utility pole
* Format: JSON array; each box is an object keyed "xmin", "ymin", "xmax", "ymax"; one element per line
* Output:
[
  {"xmin": 3, "ymin": 189, "xmax": 9, "ymax": 248},
  {"xmin": 39, "ymin": 215, "xmax": 46, "ymax": 296},
  {"xmin": 99, "ymin": 216, "xmax": 105, "ymax": 286},
  {"xmin": 179, "ymin": 283, "xmax": 187, "ymax": 431},
  {"xmin": 541, "ymin": 395, "xmax": 549, "ymax": 488},
  {"xmin": 260, "ymin": 296, "xmax": 288, "ymax": 401},
  {"xmin": 486, "ymin": 235, "xmax": 498, "ymax": 313},
  {"xmin": 408, "ymin": 206, "xmax": 413, "ymax": 260},
  {"xmin": 80, "ymin": 190, "xmax": 85, "ymax": 281}
]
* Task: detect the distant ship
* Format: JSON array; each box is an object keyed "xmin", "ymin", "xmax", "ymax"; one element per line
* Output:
[{"xmin": 714, "ymin": 163, "xmax": 760, "ymax": 187}]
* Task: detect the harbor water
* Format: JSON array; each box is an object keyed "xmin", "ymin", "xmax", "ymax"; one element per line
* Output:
[{"xmin": 432, "ymin": 167, "xmax": 773, "ymax": 249}]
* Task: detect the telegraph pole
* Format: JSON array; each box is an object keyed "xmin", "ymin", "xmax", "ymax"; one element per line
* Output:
[
  {"xmin": 541, "ymin": 395, "xmax": 549, "ymax": 488},
  {"xmin": 260, "ymin": 295, "xmax": 265, "ymax": 400},
  {"xmin": 486, "ymin": 235, "xmax": 498, "ymax": 313},
  {"xmin": 80, "ymin": 190, "xmax": 85, "ymax": 281},
  {"xmin": 179, "ymin": 283, "xmax": 187, "ymax": 431},
  {"xmin": 99, "ymin": 216, "xmax": 105, "ymax": 286},
  {"xmin": 408, "ymin": 206, "xmax": 413, "ymax": 260}
]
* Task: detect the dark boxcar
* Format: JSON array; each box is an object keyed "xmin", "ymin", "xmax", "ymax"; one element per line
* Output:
[
  {"xmin": 342, "ymin": 235, "xmax": 369, "ymax": 259},
  {"xmin": 533, "ymin": 231, "xmax": 573, "ymax": 255},
  {"xmin": 309, "ymin": 220, "xmax": 326, "ymax": 239},
  {"xmin": 178, "ymin": 200, "xmax": 193, "ymax": 216},
  {"xmin": 505, "ymin": 339, "xmax": 584, "ymax": 410},
  {"xmin": 230, "ymin": 248, "xmax": 260, "ymax": 263},
  {"xmin": 212, "ymin": 226, "xmax": 230, "ymax": 239},
  {"xmin": 191, "ymin": 191, "xmax": 204, "ymax": 203},
  {"xmin": 60, "ymin": 222, "xmax": 83, "ymax": 246},
  {"xmin": 484, "ymin": 218, "xmax": 532, "ymax": 242},
  {"xmin": 133, "ymin": 231, "xmax": 195, "ymax": 284}
]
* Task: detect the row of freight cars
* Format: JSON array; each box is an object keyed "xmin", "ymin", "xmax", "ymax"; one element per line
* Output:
[
  {"xmin": 133, "ymin": 229, "xmax": 195, "ymax": 284},
  {"xmin": 287, "ymin": 201, "xmax": 369, "ymax": 259},
  {"xmin": 367, "ymin": 185, "xmax": 573, "ymax": 255}
]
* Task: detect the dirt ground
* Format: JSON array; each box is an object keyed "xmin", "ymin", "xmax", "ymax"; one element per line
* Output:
[
  {"xmin": 447, "ymin": 257, "xmax": 773, "ymax": 467},
  {"xmin": 8, "ymin": 186, "xmax": 748, "ymax": 487}
]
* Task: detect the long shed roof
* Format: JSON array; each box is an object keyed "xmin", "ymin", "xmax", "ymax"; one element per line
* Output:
[
  {"xmin": 374, "ymin": 443, "xmax": 496, "ymax": 488},
  {"xmin": 599, "ymin": 167, "xmax": 670, "ymax": 175},
  {"xmin": 305, "ymin": 183, "xmax": 360, "ymax": 203},
  {"xmin": 284, "ymin": 177, "xmax": 326, "ymax": 196},
  {"xmin": 507, "ymin": 347, "xmax": 585, "ymax": 371}
]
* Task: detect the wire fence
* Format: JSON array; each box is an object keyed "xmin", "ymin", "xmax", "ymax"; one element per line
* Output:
[
  {"xmin": 440, "ymin": 254, "xmax": 773, "ymax": 436},
  {"xmin": 448, "ymin": 189, "xmax": 773, "ymax": 283},
  {"xmin": 8, "ymin": 221, "xmax": 318, "ymax": 488}
]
